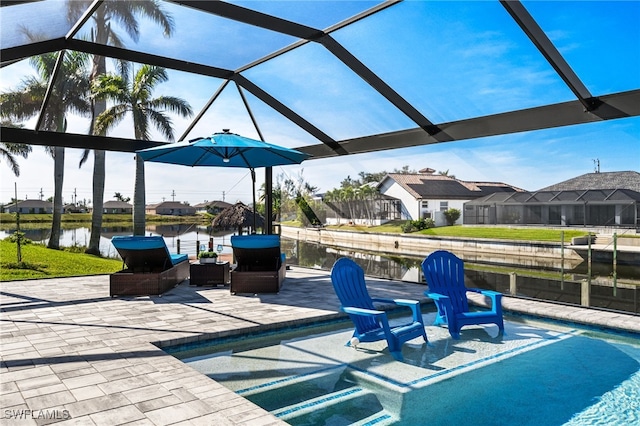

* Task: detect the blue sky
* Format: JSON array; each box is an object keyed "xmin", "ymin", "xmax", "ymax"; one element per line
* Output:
[{"xmin": 1, "ymin": 0, "xmax": 639, "ymax": 206}]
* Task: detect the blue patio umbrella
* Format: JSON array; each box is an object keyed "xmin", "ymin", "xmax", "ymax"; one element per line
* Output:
[{"xmin": 137, "ymin": 130, "xmax": 311, "ymax": 231}]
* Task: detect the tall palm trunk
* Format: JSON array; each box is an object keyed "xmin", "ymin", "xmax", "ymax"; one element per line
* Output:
[
  {"xmin": 132, "ymin": 154, "xmax": 146, "ymax": 235},
  {"xmin": 86, "ymin": 149, "xmax": 105, "ymax": 255},
  {"xmin": 47, "ymin": 146, "xmax": 64, "ymax": 249},
  {"xmin": 86, "ymin": 56, "xmax": 107, "ymax": 255}
]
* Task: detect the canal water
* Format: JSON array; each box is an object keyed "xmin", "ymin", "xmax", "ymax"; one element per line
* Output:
[
  {"xmin": 280, "ymin": 239, "xmax": 640, "ymax": 315},
  {"xmin": 0, "ymin": 224, "xmax": 234, "ymax": 259},
  {"xmin": 2, "ymin": 226, "xmax": 638, "ymax": 314}
]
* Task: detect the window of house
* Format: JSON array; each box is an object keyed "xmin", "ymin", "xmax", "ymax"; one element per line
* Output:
[
  {"xmin": 421, "ymin": 201, "xmax": 429, "ymax": 209},
  {"xmin": 440, "ymin": 201, "xmax": 448, "ymax": 211}
]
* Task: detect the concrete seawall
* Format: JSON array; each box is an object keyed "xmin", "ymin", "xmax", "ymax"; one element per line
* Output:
[{"xmin": 280, "ymin": 226, "xmax": 585, "ymax": 270}]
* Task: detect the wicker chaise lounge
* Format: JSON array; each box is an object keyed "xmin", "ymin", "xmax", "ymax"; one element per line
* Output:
[
  {"xmin": 110, "ymin": 235, "xmax": 189, "ymax": 297},
  {"xmin": 230, "ymin": 234, "xmax": 286, "ymax": 294}
]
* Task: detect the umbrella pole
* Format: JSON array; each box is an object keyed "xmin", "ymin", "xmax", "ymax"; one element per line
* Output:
[{"xmin": 251, "ymin": 168, "xmax": 256, "ymax": 233}]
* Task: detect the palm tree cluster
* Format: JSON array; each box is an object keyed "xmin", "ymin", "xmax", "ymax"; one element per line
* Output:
[
  {"xmin": 259, "ymin": 170, "xmax": 320, "ymax": 224},
  {"xmin": 0, "ymin": 0, "xmax": 192, "ymax": 254},
  {"xmin": 323, "ymin": 184, "xmax": 381, "ymax": 225},
  {"xmin": 322, "ymin": 167, "xmax": 415, "ymax": 224},
  {"xmin": 1, "ymin": 51, "xmax": 92, "ymax": 249}
]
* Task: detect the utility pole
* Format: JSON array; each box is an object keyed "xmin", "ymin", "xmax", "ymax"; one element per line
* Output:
[
  {"xmin": 593, "ymin": 158, "xmax": 600, "ymax": 173},
  {"xmin": 171, "ymin": 190, "xmax": 176, "ymax": 202}
]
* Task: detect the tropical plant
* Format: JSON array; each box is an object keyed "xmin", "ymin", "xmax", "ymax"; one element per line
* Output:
[
  {"xmin": 92, "ymin": 64, "xmax": 193, "ymax": 235},
  {"xmin": 444, "ymin": 208, "xmax": 461, "ymax": 226},
  {"xmin": 114, "ymin": 192, "xmax": 130, "ymax": 203},
  {"xmin": 0, "ymin": 51, "xmax": 91, "ymax": 249},
  {"xmin": 258, "ymin": 175, "xmax": 284, "ymax": 221},
  {"xmin": 0, "ymin": 143, "xmax": 32, "ymax": 177},
  {"xmin": 0, "ymin": 120, "xmax": 32, "ymax": 177},
  {"xmin": 67, "ymin": 0, "xmax": 174, "ymax": 253},
  {"xmin": 438, "ymin": 169, "xmax": 456, "ymax": 179}
]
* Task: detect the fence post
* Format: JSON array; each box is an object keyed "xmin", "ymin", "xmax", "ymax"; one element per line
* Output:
[
  {"xmin": 509, "ymin": 272, "xmax": 517, "ymax": 296},
  {"xmin": 581, "ymin": 279, "xmax": 590, "ymax": 307},
  {"xmin": 613, "ymin": 233, "xmax": 617, "ymax": 296},
  {"xmin": 587, "ymin": 232, "xmax": 592, "ymax": 285},
  {"xmin": 560, "ymin": 231, "xmax": 565, "ymax": 290},
  {"xmin": 177, "ymin": 238, "xmax": 181, "ymax": 254}
]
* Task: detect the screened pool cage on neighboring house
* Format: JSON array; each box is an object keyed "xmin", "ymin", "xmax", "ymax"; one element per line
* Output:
[
  {"xmin": 323, "ymin": 195, "xmax": 403, "ymax": 226},
  {"xmin": 463, "ymin": 190, "xmax": 640, "ymax": 227}
]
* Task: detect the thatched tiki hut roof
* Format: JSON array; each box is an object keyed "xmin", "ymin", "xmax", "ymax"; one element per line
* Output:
[{"xmin": 212, "ymin": 202, "xmax": 265, "ymax": 234}]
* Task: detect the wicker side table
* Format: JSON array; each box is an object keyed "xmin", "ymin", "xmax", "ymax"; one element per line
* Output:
[{"xmin": 190, "ymin": 261, "xmax": 230, "ymax": 286}]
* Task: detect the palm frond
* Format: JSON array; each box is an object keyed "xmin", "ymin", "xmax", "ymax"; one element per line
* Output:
[
  {"xmin": 147, "ymin": 109, "xmax": 174, "ymax": 141},
  {"xmin": 151, "ymin": 96, "xmax": 193, "ymax": 117}
]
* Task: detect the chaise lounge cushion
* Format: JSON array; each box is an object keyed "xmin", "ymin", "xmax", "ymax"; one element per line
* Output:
[
  {"xmin": 230, "ymin": 234, "xmax": 286, "ymax": 294},
  {"xmin": 112, "ymin": 235, "xmax": 188, "ymax": 272},
  {"xmin": 109, "ymin": 236, "xmax": 189, "ymax": 297},
  {"xmin": 231, "ymin": 235, "xmax": 283, "ymax": 272}
]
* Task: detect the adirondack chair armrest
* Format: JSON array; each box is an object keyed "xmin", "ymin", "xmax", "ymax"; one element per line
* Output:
[
  {"xmin": 392, "ymin": 298, "xmax": 420, "ymax": 307},
  {"xmin": 391, "ymin": 298, "xmax": 423, "ymax": 321},
  {"xmin": 424, "ymin": 292, "xmax": 449, "ymax": 302},
  {"xmin": 341, "ymin": 306, "xmax": 385, "ymax": 318},
  {"xmin": 467, "ymin": 288, "xmax": 502, "ymax": 303},
  {"xmin": 467, "ymin": 288, "xmax": 499, "ymax": 296},
  {"xmin": 371, "ymin": 297, "xmax": 419, "ymax": 307},
  {"xmin": 467, "ymin": 288, "xmax": 503, "ymax": 316}
]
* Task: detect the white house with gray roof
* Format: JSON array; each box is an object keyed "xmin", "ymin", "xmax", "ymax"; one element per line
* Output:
[
  {"xmin": 102, "ymin": 200, "xmax": 133, "ymax": 214},
  {"xmin": 3, "ymin": 199, "xmax": 54, "ymax": 214},
  {"xmin": 378, "ymin": 170, "xmax": 523, "ymax": 226}
]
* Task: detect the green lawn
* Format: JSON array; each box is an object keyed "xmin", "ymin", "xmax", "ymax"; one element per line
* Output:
[
  {"xmin": 0, "ymin": 240, "xmax": 121, "ymax": 281},
  {"xmin": 329, "ymin": 221, "xmax": 588, "ymax": 242}
]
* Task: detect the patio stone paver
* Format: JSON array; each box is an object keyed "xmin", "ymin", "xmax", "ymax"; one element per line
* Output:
[{"xmin": 2, "ymin": 267, "xmax": 638, "ymax": 425}]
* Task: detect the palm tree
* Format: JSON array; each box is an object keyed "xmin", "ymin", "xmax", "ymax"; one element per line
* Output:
[
  {"xmin": 0, "ymin": 52, "xmax": 91, "ymax": 249},
  {"xmin": 67, "ymin": 0, "xmax": 174, "ymax": 254},
  {"xmin": 92, "ymin": 64, "xmax": 193, "ymax": 235},
  {"xmin": 0, "ymin": 142, "xmax": 31, "ymax": 177},
  {"xmin": 438, "ymin": 169, "xmax": 456, "ymax": 179},
  {"xmin": 0, "ymin": 121, "xmax": 32, "ymax": 177}
]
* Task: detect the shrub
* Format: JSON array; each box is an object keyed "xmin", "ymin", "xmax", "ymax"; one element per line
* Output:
[
  {"xmin": 444, "ymin": 208, "xmax": 461, "ymax": 226},
  {"xmin": 5, "ymin": 231, "xmax": 31, "ymax": 245},
  {"xmin": 401, "ymin": 218, "xmax": 435, "ymax": 233},
  {"xmin": 401, "ymin": 221, "xmax": 416, "ymax": 233}
]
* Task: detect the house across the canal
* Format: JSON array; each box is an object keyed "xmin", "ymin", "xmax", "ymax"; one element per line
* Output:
[
  {"xmin": 463, "ymin": 171, "xmax": 640, "ymax": 227},
  {"xmin": 145, "ymin": 201, "xmax": 196, "ymax": 216}
]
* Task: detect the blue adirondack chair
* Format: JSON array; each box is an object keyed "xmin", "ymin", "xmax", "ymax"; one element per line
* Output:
[
  {"xmin": 422, "ymin": 250, "xmax": 504, "ymax": 339},
  {"xmin": 330, "ymin": 257, "xmax": 428, "ymax": 360}
]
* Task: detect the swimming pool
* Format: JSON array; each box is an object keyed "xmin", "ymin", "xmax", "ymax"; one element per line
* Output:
[{"xmin": 169, "ymin": 314, "xmax": 640, "ymax": 425}]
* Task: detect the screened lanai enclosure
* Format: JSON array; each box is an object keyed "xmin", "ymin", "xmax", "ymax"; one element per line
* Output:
[
  {"xmin": 464, "ymin": 189, "xmax": 640, "ymax": 227},
  {"xmin": 1, "ymin": 0, "xmax": 639, "ymax": 233}
]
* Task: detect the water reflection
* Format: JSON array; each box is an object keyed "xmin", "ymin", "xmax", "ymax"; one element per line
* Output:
[
  {"xmin": 0, "ymin": 225, "xmax": 234, "ymax": 259},
  {"xmin": 2, "ymin": 226, "xmax": 638, "ymax": 314},
  {"xmin": 281, "ymin": 238, "xmax": 640, "ymax": 315}
]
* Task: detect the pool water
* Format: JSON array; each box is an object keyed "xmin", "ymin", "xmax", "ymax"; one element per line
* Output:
[{"xmin": 170, "ymin": 314, "xmax": 640, "ymax": 425}]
